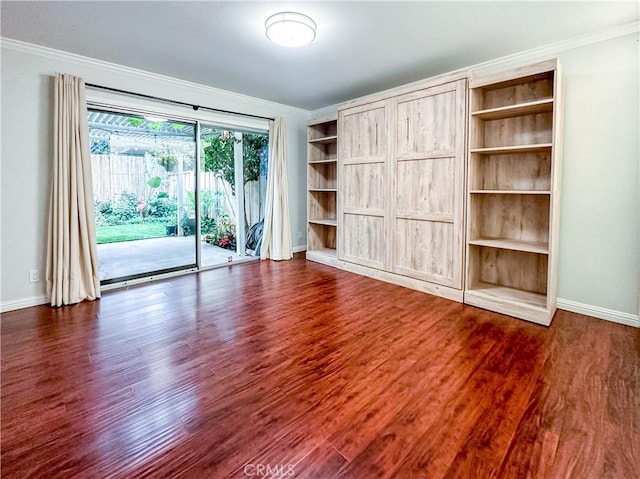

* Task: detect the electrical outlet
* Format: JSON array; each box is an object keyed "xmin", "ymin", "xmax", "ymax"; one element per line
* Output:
[
  {"xmin": 29, "ymin": 269, "xmax": 40, "ymax": 283},
  {"xmin": 297, "ymin": 230, "xmax": 304, "ymax": 239}
]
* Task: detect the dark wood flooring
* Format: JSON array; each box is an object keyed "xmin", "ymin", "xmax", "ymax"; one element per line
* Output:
[{"xmin": 2, "ymin": 255, "xmax": 638, "ymax": 478}]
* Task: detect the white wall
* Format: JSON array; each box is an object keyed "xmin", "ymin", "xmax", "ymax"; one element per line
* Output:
[
  {"xmin": 555, "ymin": 33, "xmax": 639, "ymax": 323},
  {"xmin": 0, "ymin": 40, "xmax": 310, "ymax": 310}
]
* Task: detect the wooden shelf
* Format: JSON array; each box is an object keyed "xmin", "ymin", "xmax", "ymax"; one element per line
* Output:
[
  {"xmin": 309, "ymin": 135, "xmax": 337, "ymax": 144},
  {"xmin": 466, "ymin": 282, "xmax": 548, "ymax": 310},
  {"xmin": 308, "ymin": 161, "xmax": 337, "ymax": 190},
  {"xmin": 470, "ymin": 190, "xmax": 550, "ymax": 195},
  {"xmin": 469, "ymin": 238, "xmax": 549, "ymax": 254},
  {"xmin": 309, "ymin": 158, "xmax": 337, "ymax": 164},
  {"xmin": 471, "ymin": 98, "xmax": 553, "ymax": 120},
  {"xmin": 309, "ymin": 219, "xmax": 337, "ymax": 227},
  {"xmin": 308, "ymin": 119, "xmax": 339, "ymax": 255},
  {"xmin": 470, "ymin": 144, "xmax": 553, "ymax": 155},
  {"xmin": 465, "ymin": 61, "xmax": 560, "ymax": 325}
]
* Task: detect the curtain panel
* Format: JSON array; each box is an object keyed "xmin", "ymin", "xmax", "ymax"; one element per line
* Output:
[
  {"xmin": 46, "ymin": 73, "xmax": 101, "ymax": 306},
  {"xmin": 261, "ymin": 118, "xmax": 293, "ymax": 261}
]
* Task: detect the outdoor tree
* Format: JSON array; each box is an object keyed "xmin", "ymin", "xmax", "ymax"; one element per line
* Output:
[
  {"xmin": 203, "ymin": 131, "xmax": 268, "ymax": 231},
  {"xmin": 203, "ymin": 132, "xmax": 268, "ymax": 194}
]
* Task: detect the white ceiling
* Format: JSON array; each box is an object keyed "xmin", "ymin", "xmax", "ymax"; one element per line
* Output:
[{"xmin": 1, "ymin": 1, "xmax": 638, "ymax": 110}]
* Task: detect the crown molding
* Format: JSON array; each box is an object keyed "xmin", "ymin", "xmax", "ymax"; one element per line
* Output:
[
  {"xmin": 0, "ymin": 37, "xmax": 310, "ymax": 116},
  {"xmin": 309, "ymin": 104, "xmax": 339, "ymax": 124},
  {"xmin": 469, "ymin": 21, "xmax": 639, "ymax": 75}
]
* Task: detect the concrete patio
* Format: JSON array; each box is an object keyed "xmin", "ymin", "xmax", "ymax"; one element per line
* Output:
[{"xmin": 97, "ymin": 236, "xmax": 251, "ymax": 281}]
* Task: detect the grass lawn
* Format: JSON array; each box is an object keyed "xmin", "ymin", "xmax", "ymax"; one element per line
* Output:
[{"xmin": 97, "ymin": 223, "xmax": 166, "ymax": 244}]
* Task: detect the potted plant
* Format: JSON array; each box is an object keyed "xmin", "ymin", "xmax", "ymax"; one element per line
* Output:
[
  {"xmin": 165, "ymin": 223, "xmax": 177, "ymax": 236},
  {"xmin": 158, "ymin": 153, "xmax": 179, "ymax": 172}
]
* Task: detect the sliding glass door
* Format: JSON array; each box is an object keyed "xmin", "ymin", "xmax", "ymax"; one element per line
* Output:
[
  {"xmin": 89, "ymin": 109, "xmax": 197, "ymax": 283},
  {"xmin": 89, "ymin": 108, "xmax": 269, "ymax": 283}
]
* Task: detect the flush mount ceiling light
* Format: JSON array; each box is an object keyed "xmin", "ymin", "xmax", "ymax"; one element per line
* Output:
[{"xmin": 265, "ymin": 12, "xmax": 316, "ymax": 47}]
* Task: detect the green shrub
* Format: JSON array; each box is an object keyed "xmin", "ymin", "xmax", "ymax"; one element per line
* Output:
[
  {"xmin": 147, "ymin": 195, "xmax": 177, "ymax": 220},
  {"xmin": 94, "ymin": 192, "xmax": 143, "ymax": 225}
]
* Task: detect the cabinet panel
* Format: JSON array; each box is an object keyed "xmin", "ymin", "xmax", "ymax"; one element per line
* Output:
[
  {"xmin": 396, "ymin": 89, "xmax": 457, "ymax": 157},
  {"xmin": 341, "ymin": 106, "xmax": 387, "ymax": 162},
  {"xmin": 394, "ymin": 219, "xmax": 454, "ymax": 285},
  {"xmin": 342, "ymin": 163, "xmax": 386, "ymax": 212},
  {"xmin": 396, "ymin": 157, "xmax": 454, "ymax": 217},
  {"xmin": 342, "ymin": 214, "xmax": 385, "ymax": 269}
]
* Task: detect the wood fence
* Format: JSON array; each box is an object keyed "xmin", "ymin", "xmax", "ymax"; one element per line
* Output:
[{"xmin": 91, "ymin": 154, "xmax": 265, "ymax": 225}]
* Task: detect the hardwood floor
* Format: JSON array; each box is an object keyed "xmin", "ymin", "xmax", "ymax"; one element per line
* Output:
[{"xmin": 2, "ymin": 255, "xmax": 638, "ymax": 478}]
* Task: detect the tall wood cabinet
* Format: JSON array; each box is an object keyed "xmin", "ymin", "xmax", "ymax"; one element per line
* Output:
[
  {"xmin": 306, "ymin": 119, "xmax": 339, "ymax": 266},
  {"xmin": 307, "ymin": 60, "xmax": 562, "ymax": 324},
  {"xmin": 464, "ymin": 59, "xmax": 563, "ymax": 325},
  {"xmin": 337, "ymin": 75, "xmax": 468, "ymax": 301}
]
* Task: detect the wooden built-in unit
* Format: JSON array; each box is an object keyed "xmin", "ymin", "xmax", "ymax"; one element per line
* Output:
[
  {"xmin": 465, "ymin": 59, "xmax": 563, "ymax": 325},
  {"xmin": 306, "ymin": 119, "xmax": 339, "ymax": 265},
  {"xmin": 306, "ymin": 60, "xmax": 563, "ymax": 324},
  {"xmin": 336, "ymin": 73, "xmax": 468, "ymax": 301}
]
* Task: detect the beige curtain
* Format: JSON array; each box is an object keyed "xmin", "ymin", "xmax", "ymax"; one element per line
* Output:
[
  {"xmin": 261, "ymin": 117, "xmax": 293, "ymax": 261},
  {"xmin": 46, "ymin": 73, "xmax": 101, "ymax": 306}
]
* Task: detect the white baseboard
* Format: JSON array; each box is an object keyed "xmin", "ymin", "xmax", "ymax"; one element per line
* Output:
[
  {"xmin": 557, "ymin": 299, "xmax": 639, "ymax": 328},
  {"xmin": 1, "ymin": 295, "xmax": 49, "ymax": 313},
  {"xmin": 292, "ymin": 245, "xmax": 307, "ymax": 254}
]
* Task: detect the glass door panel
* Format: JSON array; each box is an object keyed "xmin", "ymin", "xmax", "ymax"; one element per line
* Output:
[
  {"xmin": 199, "ymin": 125, "xmax": 268, "ymax": 267},
  {"xmin": 89, "ymin": 109, "xmax": 197, "ymax": 283}
]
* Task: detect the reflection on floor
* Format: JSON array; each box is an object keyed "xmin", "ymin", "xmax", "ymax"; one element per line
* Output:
[{"xmin": 97, "ymin": 236, "xmax": 253, "ymax": 281}]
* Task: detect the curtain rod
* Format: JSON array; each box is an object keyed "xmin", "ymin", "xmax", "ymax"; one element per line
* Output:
[{"xmin": 85, "ymin": 83, "xmax": 274, "ymax": 122}]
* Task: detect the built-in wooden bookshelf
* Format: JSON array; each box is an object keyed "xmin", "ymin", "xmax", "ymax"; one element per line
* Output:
[
  {"xmin": 307, "ymin": 119, "xmax": 339, "ymax": 266},
  {"xmin": 465, "ymin": 59, "xmax": 563, "ymax": 325}
]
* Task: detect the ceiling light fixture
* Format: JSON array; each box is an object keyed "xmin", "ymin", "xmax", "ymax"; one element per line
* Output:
[{"xmin": 265, "ymin": 12, "xmax": 316, "ymax": 47}]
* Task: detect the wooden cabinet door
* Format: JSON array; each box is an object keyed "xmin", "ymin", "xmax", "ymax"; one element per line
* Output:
[
  {"xmin": 338, "ymin": 101, "xmax": 388, "ymax": 270},
  {"xmin": 391, "ymin": 80, "xmax": 466, "ymax": 288}
]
